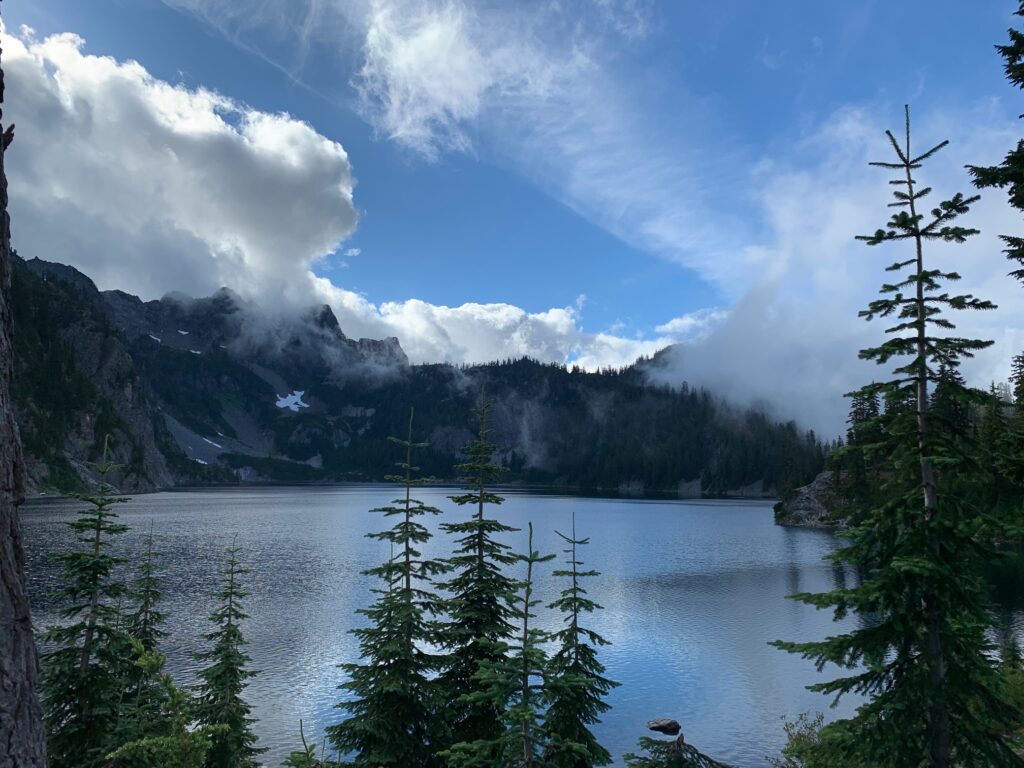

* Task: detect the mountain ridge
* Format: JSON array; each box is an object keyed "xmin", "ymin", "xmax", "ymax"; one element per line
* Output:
[{"xmin": 10, "ymin": 255, "xmax": 826, "ymax": 496}]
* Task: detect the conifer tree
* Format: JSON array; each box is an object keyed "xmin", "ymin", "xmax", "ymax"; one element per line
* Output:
[
  {"xmin": 328, "ymin": 408, "xmax": 448, "ymax": 767},
  {"xmin": 194, "ymin": 545, "xmax": 265, "ymax": 768},
  {"xmin": 439, "ymin": 395, "xmax": 520, "ymax": 752},
  {"xmin": 106, "ymin": 642, "xmax": 216, "ymax": 768},
  {"xmin": 41, "ymin": 438, "xmax": 132, "ymax": 768},
  {"xmin": 624, "ymin": 735, "xmax": 732, "ymax": 768},
  {"xmin": 1012, "ymin": 353, "xmax": 1024, "ymax": 406},
  {"xmin": 968, "ymin": 0, "xmax": 1024, "ymax": 283},
  {"xmin": 445, "ymin": 522, "xmax": 554, "ymax": 768},
  {"xmin": 129, "ymin": 529, "xmax": 167, "ymax": 653},
  {"xmin": 111, "ymin": 530, "xmax": 174, "ymax": 750},
  {"xmin": 542, "ymin": 513, "xmax": 618, "ymax": 768},
  {"xmin": 775, "ymin": 107, "xmax": 1023, "ymax": 767}
]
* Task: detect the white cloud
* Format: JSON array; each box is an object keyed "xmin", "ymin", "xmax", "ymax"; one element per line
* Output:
[
  {"xmin": 307, "ymin": 276, "xmax": 669, "ymax": 368},
  {"xmin": 650, "ymin": 104, "xmax": 1024, "ymax": 436},
  {"xmin": 3, "ymin": 24, "xmax": 675, "ymax": 372},
  {"xmin": 655, "ymin": 307, "xmax": 729, "ymax": 341},
  {"xmin": 162, "ymin": 0, "xmax": 757, "ymax": 293},
  {"xmin": 4, "ymin": 25, "xmax": 358, "ymax": 302}
]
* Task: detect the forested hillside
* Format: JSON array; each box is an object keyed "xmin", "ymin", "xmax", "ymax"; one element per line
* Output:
[{"xmin": 9, "ymin": 255, "xmax": 825, "ymax": 496}]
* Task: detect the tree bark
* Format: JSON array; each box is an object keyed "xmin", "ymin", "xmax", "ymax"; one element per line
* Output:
[{"xmin": 0, "ymin": 8, "xmax": 48, "ymax": 766}]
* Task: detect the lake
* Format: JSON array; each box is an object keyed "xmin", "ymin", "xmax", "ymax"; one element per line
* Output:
[{"xmin": 21, "ymin": 486, "xmax": 868, "ymax": 767}]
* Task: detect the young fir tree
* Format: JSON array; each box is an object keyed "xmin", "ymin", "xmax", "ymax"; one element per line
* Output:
[
  {"xmin": 193, "ymin": 545, "xmax": 265, "ymax": 768},
  {"xmin": 439, "ymin": 395, "xmax": 520, "ymax": 753},
  {"xmin": 129, "ymin": 529, "xmax": 166, "ymax": 653},
  {"xmin": 445, "ymin": 522, "xmax": 554, "ymax": 768},
  {"xmin": 328, "ymin": 409, "xmax": 448, "ymax": 767},
  {"xmin": 542, "ymin": 513, "xmax": 618, "ymax": 768},
  {"xmin": 40, "ymin": 438, "xmax": 133, "ymax": 768},
  {"xmin": 968, "ymin": 0, "xmax": 1024, "ymax": 283},
  {"xmin": 106, "ymin": 642, "xmax": 216, "ymax": 768},
  {"xmin": 110, "ymin": 530, "xmax": 174, "ymax": 750},
  {"xmin": 774, "ymin": 107, "xmax": 1024, "ymax": 767}
]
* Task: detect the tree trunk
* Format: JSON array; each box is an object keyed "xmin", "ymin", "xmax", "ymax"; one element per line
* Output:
[
  {"xmin": 0, "ymin": 9, "xmax": 48, "ymax": 766},
  {"xmin": 903, "ymin": 109, "xmax": 950, "ymax": 768}
]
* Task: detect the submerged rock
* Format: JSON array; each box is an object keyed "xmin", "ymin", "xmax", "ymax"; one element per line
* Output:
[{"xmin": 646, "ymin": 718, "xmax": 682, "ymax": 736}]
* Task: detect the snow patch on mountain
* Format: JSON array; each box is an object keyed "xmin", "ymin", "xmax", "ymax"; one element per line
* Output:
[{"xmin": 276, "ymin": 390, "xmax": 310, "ymax": 412}]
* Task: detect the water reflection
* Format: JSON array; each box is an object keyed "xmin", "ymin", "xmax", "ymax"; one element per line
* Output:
[{"xmin": 22, "ymin": 488, "xmax": 883, "ymax": 767}]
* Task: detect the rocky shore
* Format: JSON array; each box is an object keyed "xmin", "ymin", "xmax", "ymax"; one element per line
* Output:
[{"xmin": 773, "ymin": 470, "xmax": 848, "ymax": 529}]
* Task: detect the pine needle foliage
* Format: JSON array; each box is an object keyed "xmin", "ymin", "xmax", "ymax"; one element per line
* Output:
[
  {"xmin": 129, "ymin": 528, "xmax": 167, "ymax": 653},
  {"xmin": 41, "ymin": 436, "xmax": 132, "ymax": 768},
  {"xmin": 439, "ymin": 394, "xmax": 520, "ymax": 752},
  {"xmin": 542, "ymin": 513, "xmax": 618, "ymax": 768},
  {"xmin": 111, "ymin": 530, "xmax": 174, "ymax": 750},
  {"xmin": 193, "ymin": 545, "xmax": 265, "ymax": 768},
  {"xmin": 968, "ymin": 0, "xmax": 1024, "ymax": 282},
  {"xmin": 623, "ymin": 736, "xmax": 733, "ymax": 768},
  {"xmin": 328, "ymin": 408, "xmax": 448, "ymax": 767},
  {"xmin": 106, "ymin": 641, "xmax": 218, "ymax": 768},
  {"xmin": 445, "ymin": 522, "xmax": 554, "ymax": 768},
  {"xmin": 774, "ymin": 106, "xmax": 1024, "ymax": 768}
]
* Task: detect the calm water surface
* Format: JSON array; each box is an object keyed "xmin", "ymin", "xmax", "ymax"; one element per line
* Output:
[{"xmin": 22, "ymin": 486, "xmax": 867, "ymax": 767}]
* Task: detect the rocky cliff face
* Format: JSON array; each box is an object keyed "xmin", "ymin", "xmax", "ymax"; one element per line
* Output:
[{"xmin": 10, "ymin": 256, "xmax": 826, "ymax": 495}]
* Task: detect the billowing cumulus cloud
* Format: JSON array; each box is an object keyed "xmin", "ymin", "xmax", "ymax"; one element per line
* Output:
[
  {"xmin": 2, "ymin": 25, "xmax": 667, "ymax": 371},
  {"xmin": 4, "ymin": 26, "xmax": 358, "ymax": 302}
]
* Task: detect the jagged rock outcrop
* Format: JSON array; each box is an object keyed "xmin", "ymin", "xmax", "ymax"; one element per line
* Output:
[{"xmin": 773, "ymin": 470, "xmax": 845, "ymax": 529}]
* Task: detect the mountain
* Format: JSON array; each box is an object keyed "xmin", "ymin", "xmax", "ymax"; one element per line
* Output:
[{"xmin": 9, "ymin": 255, "xmax": 826, "ymax": 495}]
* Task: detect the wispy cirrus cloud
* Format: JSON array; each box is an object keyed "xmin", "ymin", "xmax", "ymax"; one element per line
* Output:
[{"xmin": 161, "ymin": 0, "xmax": 759, "ymax": 294}]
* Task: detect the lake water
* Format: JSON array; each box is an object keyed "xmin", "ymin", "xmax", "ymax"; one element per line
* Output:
[{"xmin": 20, "ymin": 486, "xmax": 868, "ymax": 767}]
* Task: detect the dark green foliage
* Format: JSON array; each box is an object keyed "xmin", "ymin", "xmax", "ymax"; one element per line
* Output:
[
  {"xmin": 623, "ymin": 736, "xmax": 732, "ymax": 768},
  {"xmin": 106, "ymin": 643, "xmax": 217, "ymax": 768},
  {"xmin": 9, "ymin": 259, "xmax": 139, "ymax": 490},
  {"xmin": 542, "ymin": 515, "xmax": 618, "ymax": 768},
  {"xmin": 775, "ymin": 107, "xmax": 1024, "ymax": 767},
  {"xmin": 129, "ymin": 529, "xmax": 167, "ymax": 653},
  {"xmin": 328, "ymin": 409, "xmax": 448, "ymax": 767},
  {"xmin": 439, "ymin": 395, "xmax": 520, "ymax": 752},
  {"xmin": 40, "ymin": 439, "xmax": 133, "ymax": 768},
  {"xmin": 445, "ymin": 522, "xmax": 554, "ymax": 768},
  {"xmin": 286, "ymin": 722, "xmax": 343, "ymax": 767},
  {"xmin": 968, "ymin": 1, "xmax": 1024, "ymax": 281},
  {"xmin": 1013, "ymin": 353, "xmax": 1024, "ymax": 406},
  {"xmin": 111, "ymin": 531, "xmax": 174, "ymax": 750},
  {"xmin": 193, "ymin": 546, "xmax": 265, "ymax": 768}
]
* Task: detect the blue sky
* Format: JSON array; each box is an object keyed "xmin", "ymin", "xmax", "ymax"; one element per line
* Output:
[{"xmin": 5, "ymin": 0, "xmax": 1024, "ymax": 431}]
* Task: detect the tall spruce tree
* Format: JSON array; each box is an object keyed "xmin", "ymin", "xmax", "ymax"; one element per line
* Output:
[
  {"xmin": 968, "ymin": 0, "xmax": 1024, "ymax": 283},
  {"xmin": 774, "ymin": 107, "xmax": 1023, "ymax": 767},
  {"xmin": 542, "ymin": 513, "xmax": 617, "ymax": 768},
  {"xmin": 193, "ymin": 545, "xmax": 265, "ymax": 768},
  {"xmin": 328, "ymin": 408, "xmax": 448, "ymax": 767},
  {"xmin": 445, "ymin": 522, "xmax": 554, "ymax": 768},
  {"xmin": 439, "ymin": 395, "xmax": 520, "ymax": 752},
  {"xmin": 41, "ymin": 438, "xmax": 133, "ymax": 768}
]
